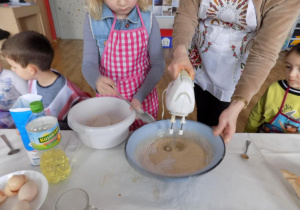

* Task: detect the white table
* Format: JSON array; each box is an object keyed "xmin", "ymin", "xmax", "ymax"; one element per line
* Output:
[{"xmin": 1, "ymin": 129, "xmax": 300, "ymax": 210}]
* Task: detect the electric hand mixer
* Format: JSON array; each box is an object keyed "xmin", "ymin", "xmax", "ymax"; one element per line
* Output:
[{"xmin": 165, "ymin": 70, "xmax": 195, "ymax": 135}]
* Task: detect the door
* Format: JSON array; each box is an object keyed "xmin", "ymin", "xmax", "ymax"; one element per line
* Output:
[{"xmin": 48, "ymin": 0, "xmax": 85, "ymax": 39}]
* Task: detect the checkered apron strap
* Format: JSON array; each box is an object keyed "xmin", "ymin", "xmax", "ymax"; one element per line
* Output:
[{"xmin": 99, "ymin": 6, "xmax": 158, "ymax": 131}]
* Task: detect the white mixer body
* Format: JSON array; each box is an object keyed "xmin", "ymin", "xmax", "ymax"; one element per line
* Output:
[{"xmin": 165, "ymin": 71, "xmax": 195, "ymax": 117}]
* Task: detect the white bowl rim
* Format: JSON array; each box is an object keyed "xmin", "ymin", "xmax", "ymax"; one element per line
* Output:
[{"xmin": 67, "ymin": 97, "xmax": 136, "ymax": 133}]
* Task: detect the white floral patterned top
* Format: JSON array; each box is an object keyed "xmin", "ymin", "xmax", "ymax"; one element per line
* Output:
[{"xmin": 189, "ymin": 0, "xmax": 257, "ymax": 102}]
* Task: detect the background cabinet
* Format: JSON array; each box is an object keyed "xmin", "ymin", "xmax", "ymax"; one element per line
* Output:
[
  {"xmin": 0, "ymin": 2, "xmax": 52, "ymax": 45},
  {"xmin": 282, "ymin": 15, "xmax": 300, "ymax": 50}
]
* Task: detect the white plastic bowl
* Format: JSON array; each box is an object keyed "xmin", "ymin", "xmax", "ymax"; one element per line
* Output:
[{"xmin": 67, "ymin": 97, "xmax": 135, "ymax": 149}]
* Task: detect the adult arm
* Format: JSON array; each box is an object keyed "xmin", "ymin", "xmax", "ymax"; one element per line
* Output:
[
  {"xmin": 167, "ymin": 0, "xmax": 200, "ymax": 80},
  {"xmin": 82, "ymin": 13, "xmax": 101, "ymax": 91},
  {"xmin": 133, "ymin": 15, "xmax": 165, "ymax": 103},
  {"xmin": 172, "ymin": 0, "xmax": 200, "ymax": 52},
  {"xmin": 214, "ymin": 0, "xmax": 300, "ymax": 142},
  {"xmin": 233, "ymin": 0, "xmax": 300, "ymax": 103}
]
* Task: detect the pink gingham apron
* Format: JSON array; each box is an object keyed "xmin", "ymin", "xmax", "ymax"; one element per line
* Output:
[{"xmin": 98, "ymin": 6, "xmax": 158, "ymax": 131}]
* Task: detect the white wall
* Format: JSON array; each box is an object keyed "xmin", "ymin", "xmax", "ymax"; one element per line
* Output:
[{"xmin": 50, "ymin": 0, "xmax": 86, "ymax": 39}]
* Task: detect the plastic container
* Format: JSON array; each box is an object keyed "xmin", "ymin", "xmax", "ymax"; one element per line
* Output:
[
  {"xmin": 9, "ymin": 94, "xmax": 42, "ymax": 166},
  {"xmin": 67, "ymin": 97, "xmax": 135, "ymax": 149},
  {"xmin": 26, "ymin": 101, "xmax": 70, "ymax": 183}
]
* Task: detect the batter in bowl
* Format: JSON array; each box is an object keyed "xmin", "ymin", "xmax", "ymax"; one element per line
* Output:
[{"xmin": 140, "ymin": 137, "xmax": 207, "ymax": 176}]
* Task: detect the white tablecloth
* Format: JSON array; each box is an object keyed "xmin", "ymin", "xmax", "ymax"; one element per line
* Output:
[{"xmin": 0, "ymin": 130, "xmax": 300, "ymax": 210}]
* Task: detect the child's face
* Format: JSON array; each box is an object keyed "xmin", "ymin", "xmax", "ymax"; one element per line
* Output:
[
  {"xmin": 285, "ymin": 51, "xmax": 300, "ymax": 89},
  {"xmin": 104, "ymin": 0, "xmax": 138, "ymax": 19},
  {"xmin": 5, "ymin": 58, "xmax": 33, "ymax": 80}
]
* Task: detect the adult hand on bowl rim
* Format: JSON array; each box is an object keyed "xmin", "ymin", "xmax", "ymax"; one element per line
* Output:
[{"xmin": 213, "ymin": 99, "xmax": 244, "ymax": 143}]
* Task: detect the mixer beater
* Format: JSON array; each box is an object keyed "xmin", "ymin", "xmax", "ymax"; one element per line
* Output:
[{"xmin": 165, "ymin": 70, "xmax": 195, "ymax": 135}]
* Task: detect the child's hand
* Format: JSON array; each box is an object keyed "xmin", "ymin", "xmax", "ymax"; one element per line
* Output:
[
  {"xmin": 131, "ymin": 98, "xmax": 142, "ymax": 112},
  {"xmin": 96, "ymin": 76, "xmax": 117, "ymax": 95}
]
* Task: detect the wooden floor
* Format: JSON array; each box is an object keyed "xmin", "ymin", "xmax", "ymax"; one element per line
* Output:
[{"xmin": 0, "ymin": 39, "xmax": 286, "ymax": 132}]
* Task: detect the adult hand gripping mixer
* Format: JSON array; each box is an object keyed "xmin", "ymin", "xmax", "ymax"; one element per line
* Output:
[{"xmin": 165, "ymin": 70, "xmax": 195, "ymax": 135}]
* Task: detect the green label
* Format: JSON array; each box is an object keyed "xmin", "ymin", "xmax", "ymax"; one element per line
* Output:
[
  {"xmin": 28, "ymin": 123, "xmax": 61, "ymax": 150},
  {"xmin": 38, "ymin": 126, "xmax": 59, "ymax": 143}
]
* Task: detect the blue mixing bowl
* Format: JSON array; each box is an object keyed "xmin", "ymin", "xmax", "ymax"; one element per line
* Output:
[{"xmin": 125, "ymin": 120, "xmax": 226, "ymax": 181}]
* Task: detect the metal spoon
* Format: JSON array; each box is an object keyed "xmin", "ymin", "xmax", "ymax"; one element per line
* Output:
[
  {"xmin": 109, "ymin": 85, "xmax": 156, "ymax": 123},
  {"xmin": 241, "ymin": 140, "xmax": 251, "ymax": 160},
  {"xmin": 1, "ymin": 134, "xmax": 20, "ymax": 155}
]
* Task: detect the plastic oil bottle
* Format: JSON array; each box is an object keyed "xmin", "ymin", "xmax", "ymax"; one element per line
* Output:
[{"xmin": 26, "ymin": 101, "xmax": 70, "ymax": 183}]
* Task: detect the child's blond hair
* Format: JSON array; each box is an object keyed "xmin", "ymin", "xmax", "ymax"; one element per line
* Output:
[{"xmin": 86, "ymin": 0, "xmax": 149, "ymax": 20}]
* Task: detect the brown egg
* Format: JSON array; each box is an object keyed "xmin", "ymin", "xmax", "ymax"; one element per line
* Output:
[
  {"xmin": 18, "ymin": 180, "xmax": 38, "ymax": 202},
  {"xmin": 4, "ymin": 185, "xmax": 18, "ymax": 196},
  {"xmin": 11, "ymin": 200, "xmax": 30, "ymax": 210},
  {"xmin": 0, "ymin": 190, "xmax": 8, "ymax": 204},
  {"xmin": 24, "ymin": 175, "xmax": 29, "ymax": 183},
  {"xmin": 7, "ymin": 175, "xmax": 27, "ymax": 192}
]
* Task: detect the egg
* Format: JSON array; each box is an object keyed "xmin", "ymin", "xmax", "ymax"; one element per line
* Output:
[
  {"xmin": 0, "ymin": 190, "xmax": 7, "ymax": 204},
  {"xmin": 4, "ymin": 185, "xmax": 18, "ymax": 196},
  {"xmin": 18, "ymin": 180, "xmax": 38, "ymax": 202},
  {"xmin": 11, "ymin": 200, "xmax": 30, "ymax": 210},
  {"xmin": 7, "ymin": 175, "xmax": 27, "ymax": 192}
]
